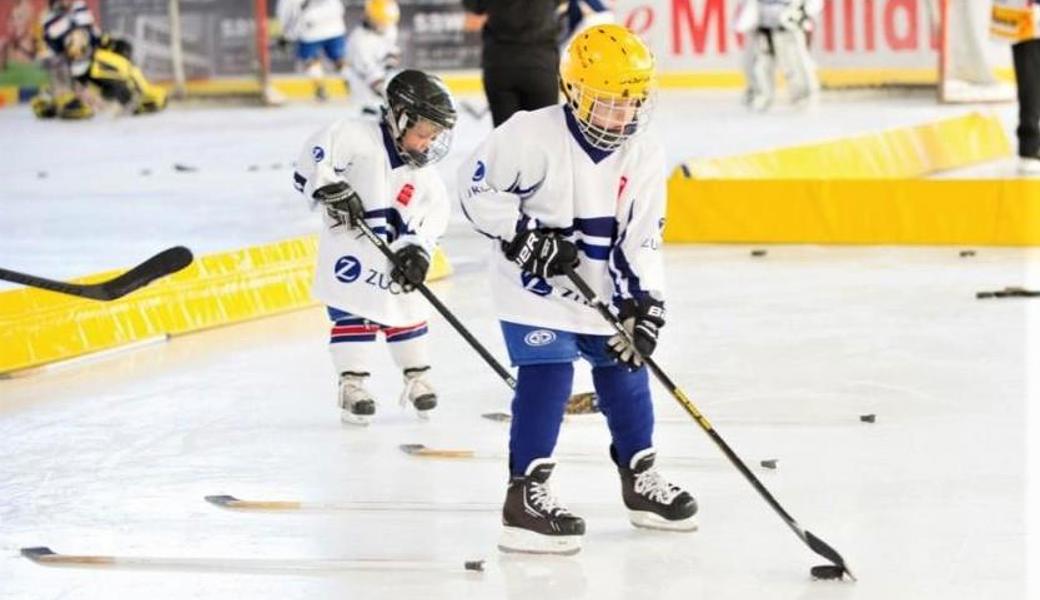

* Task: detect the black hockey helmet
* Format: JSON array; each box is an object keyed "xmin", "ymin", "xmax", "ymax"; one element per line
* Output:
[{"xmin": 383, "ymin": 69, "xmax": 457, "ymax": 167}]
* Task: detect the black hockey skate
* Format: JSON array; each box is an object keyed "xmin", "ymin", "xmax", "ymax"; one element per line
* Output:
[
  {"xmin": 616, "ymin": 447, "xmax": 698, "ymax": 531},
  {"xmin": 499, "ymin": 459, "xmax": 585, "ymax": 555}
]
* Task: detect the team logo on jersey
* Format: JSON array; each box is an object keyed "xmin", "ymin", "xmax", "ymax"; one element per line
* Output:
[
  {"xmin": 334, "ymin": 255, "xmax": 362, "ymax": 283},
  {"xmin": 396, "ymin": 183, "xmax": 415, "ymax": 206},
  {"xmin": 472, "ymin": 161, "xmax": 486, "ymax": 182},
  {"xmin": 524, "ymin": 329, "xmax": 557, "ymax": 347},
  {"xmin": 312, "ymin": 146, "xmax": 325, "ymax": 163}
]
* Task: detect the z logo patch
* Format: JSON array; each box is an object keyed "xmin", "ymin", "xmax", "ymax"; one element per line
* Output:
[
  {"xmin": 312, "ymin": 146, "xmax": 325, "ymax": 162},
  {"xmin": 334, "ymin": 255, "xmax": 362, "ymax": 283}
]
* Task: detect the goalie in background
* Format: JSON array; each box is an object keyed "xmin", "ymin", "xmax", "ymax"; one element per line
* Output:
[
  {"xmin": 734, "ymin": 0, "xmax": 822, "ymax": 112},
  {"xmin": 32, "ymin": 0, "xmax": 166, "ymax": 119}
]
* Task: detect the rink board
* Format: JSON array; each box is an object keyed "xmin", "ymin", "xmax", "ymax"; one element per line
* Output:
[
  {"xmin": 0, "ymin": 238, "xmax": 452, "ymax": 375},
  {"xmin": 664, "ymin": 112, "xmax": 1040, "ymax": 245}
]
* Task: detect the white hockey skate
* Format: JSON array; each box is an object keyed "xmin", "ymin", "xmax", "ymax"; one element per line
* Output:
[
  {"xmin": 399, "ymin": 367, "xmax": 437, "ymax": 419},
  {"xmin": 339, "ymin": 371, "xmax": 376, "ymax": 426}
]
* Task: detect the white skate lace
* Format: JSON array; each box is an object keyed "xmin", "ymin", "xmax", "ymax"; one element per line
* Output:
[
  {"xmin": 339, "ymin": 377, "xmax": 373, "ymax": 410},
  {"xmin": 633, "ymin": 468, "xmax": 683, "ymax": 505},
  {"xmin": 399, "ymin": 372, "xmax": 435, "ymax": 408},
  {"xmin": 529, "ymin": 481, "xmax": 571, "ymax": 517}
]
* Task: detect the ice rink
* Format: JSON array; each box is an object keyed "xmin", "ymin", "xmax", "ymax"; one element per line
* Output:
[{"xmin": 1, "ymin": 90, "xmax": 1036, "ymax": 599}]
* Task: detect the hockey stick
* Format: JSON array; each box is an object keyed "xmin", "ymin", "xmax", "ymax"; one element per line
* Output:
[
  {"xmin": 204, "ymin": 493, "xmax": 617, "ymax": 515},
  {"xmin": 0, "ymin": 246, "xmax": 193, "ymax": 301},
  {"xmin": 347, "ymin": 216, "xmax": 596, "ymax": 411},
  {"xmin": 482, "ymin": 410, "xmax": 877, "ymax": 427},
  {"xmin": 459, "ymin": 100, "xmax": 490, "ymax": 120},
  {"xmin": 205, "ymin": 494, "xmax": 499, "ymax": 513},
  {"xmin": 20, "ymin": 546, "xmax": 484, "ymax": 573},
  {"xmin": 562, "ymin": 267, "xmax": 855, "ymax": 580}
]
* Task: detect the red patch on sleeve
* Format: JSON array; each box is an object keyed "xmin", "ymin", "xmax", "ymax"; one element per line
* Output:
[{"xmin": 397, "ymin": 183, "xmax": 415, "ymax": 206}]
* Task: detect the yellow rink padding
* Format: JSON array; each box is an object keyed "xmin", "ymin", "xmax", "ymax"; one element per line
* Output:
[
  {"xmin": 0, "ymin": 236, "xmax": 453, "ymax": 375},
  {"xmin": 664, "ymin": 112, "xmax": 1040, "ymax": 245},
  {"xmin": 678, "ymin": 113, "xmax": 1013, "ymax": 180}
]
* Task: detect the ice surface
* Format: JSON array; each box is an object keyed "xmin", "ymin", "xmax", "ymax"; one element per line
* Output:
[{"xmin": 0, "ymin": 90, "xmax": 1034, "ymax": 599}]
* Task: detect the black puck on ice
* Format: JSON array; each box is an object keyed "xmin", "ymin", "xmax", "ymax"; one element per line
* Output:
[
  {"xmin": 859, "ymin": 414, "xmax": 876, "ymax": 423},
  {"xmin": 760, "ymin": 459, "xmax": 778, "ymax": 469},
  {"xmin": 36, "ymin": 170, "xmax": 48, "ymax": 179},
  {"xmin": 464, "ymin": 560, "xmax": 485, "ymax": 572},
  {"xmin": 173, "ymin": 163, "xmax": 197, "ymax": 172},
  {"xmin": 247, "ymin": 164, "xmax": 260, "ymax": 172},
  {"xmin": 810, "ymin": 565, "xmax": 845, "ymax": 580},
  {"xmin": 751, "ymin": 249, "xmax": 767, "ymax": 257},
  {"xmin": 959, "ymin": 250, "xmax": 976, "ymax": 257}
]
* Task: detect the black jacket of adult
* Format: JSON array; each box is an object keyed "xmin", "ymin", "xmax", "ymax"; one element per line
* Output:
[{"xmin": 462, "ymin": 0, "xmax": 559, "ymax": 68}]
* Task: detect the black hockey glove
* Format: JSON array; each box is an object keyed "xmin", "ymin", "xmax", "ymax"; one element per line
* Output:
[
  {"xmin": 607, "ymin": 295, "xmax": 665, "ymax": 370},
  {"xmin": 390, "ymin": 244, "xmax": 430, "ymax": 292},
  {"xmin": 313, "ymin": 181, "xmax": 365, "ymax": 229},
  {"xmin": 502, "ymin": 230, "xmax": 579, "ymax": 279}
]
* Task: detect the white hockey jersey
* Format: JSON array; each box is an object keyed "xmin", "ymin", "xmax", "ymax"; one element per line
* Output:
[
  {"xmin": 294, "ymin": 118, "xmax": 450, "ymax": 326},
  {"xmin": 458, "ymin": 105, "xmax": 667, "ymax": 336},
  {"xmin": 345, "ymin": 23, "xmax": 400, "ymax": 108},
  {"xmin": 277, "ymin": 0, "xmax": 346, "ymax": 43}
]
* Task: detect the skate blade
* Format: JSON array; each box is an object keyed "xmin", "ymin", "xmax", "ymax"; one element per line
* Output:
[
  {"xmin": 628, "ymin": 510, "xmax": 699, "ymax": 532},
  {"xmin": 340, "ymin": 411, "xmax": 372, "ymax": 427},
  {"xmin": 498, "ymin": 527, "xmax": 582, "ymax": 556},
  {"xmin": 400, "ymin": 394, "xmax": 436, "ymax": 421}
]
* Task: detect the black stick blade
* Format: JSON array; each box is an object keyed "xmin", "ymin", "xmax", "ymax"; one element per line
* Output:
[
  {"xmin": 204, "ymin": 495, "xmax": 238, "ymax": 507},
  {"xmin": 101, "ymin": 246, "xmax": 194, "ymax": 300},
  {"xmin": 810, "ymin": 565, "xmax": 846, "ymax": 580},
  {"xmin": 805, "ymin": 530, "xmax": 856, "ymax": 580},
  {"xmin": 21, "ymin": 547, "xmax": 57, "ymax": 561}
]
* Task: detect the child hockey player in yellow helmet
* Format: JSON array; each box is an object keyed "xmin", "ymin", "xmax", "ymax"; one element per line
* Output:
[
  {"xmin": 459, "ymin": 25, "xmax": 697, "ymax": 555},
  {"xmin": 345, "ymin": 0, "xmax": 402, "ymax": 116}
]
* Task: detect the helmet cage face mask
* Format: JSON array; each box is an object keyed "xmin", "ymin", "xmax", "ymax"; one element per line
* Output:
[
  {"xmin": 564, "ymin": 83, "xmax": 656, "ymax": 151},
  {"xmin": 386, "ymin": 107, "xmax": 454, "ymax": 168}
]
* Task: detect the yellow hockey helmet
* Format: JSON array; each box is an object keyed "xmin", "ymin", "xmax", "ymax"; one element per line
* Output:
[
  {"xmin": 559, "ymin": 24, "xmax": 656, "ymax": 151},
  {"xmin": 365, "ymin": 0, "xmax": 401, "ymax": 30}
]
